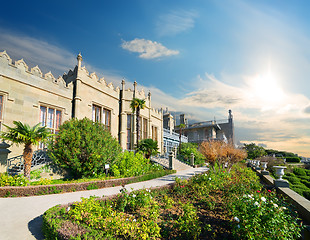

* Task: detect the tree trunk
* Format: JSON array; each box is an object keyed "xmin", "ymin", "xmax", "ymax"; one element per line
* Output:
[
  {"xmin": 136, "ymin": 107, "xmax": 140, "ymax": 148},
  {"xmin": 23, "ymin": 143, "xmax": 33, "ymax": 181}
]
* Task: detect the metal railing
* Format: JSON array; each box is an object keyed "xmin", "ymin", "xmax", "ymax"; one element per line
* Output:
[{"xmin": 7, "ymin": 148, "xmax": 51, "ymax": 175}]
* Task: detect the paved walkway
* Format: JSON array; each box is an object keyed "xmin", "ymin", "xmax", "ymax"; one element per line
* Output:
[{"xmin": 0, "ymin": 167, "xmax": 208, "ymax": 240}]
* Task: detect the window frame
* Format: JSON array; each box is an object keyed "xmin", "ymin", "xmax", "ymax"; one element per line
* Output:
[
  {"xmin": 40, "ymin": 105, "xmax": 62, "ymax": 134},
  {"xmin": 92, "ymin": 104, "xmax": 111, "ymax": 132}
]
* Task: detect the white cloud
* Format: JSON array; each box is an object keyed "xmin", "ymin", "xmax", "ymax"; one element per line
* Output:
[
  {"xmin": 156, "ymin": 10, "xmax": 198, "ymax": 36},
  {"xmin": 121, "ymin": 38, "xmax": 179, "ymax": 59},
  {"xmin": 0, "ymin": 29, "xmax": 76, "ymax": 76}
]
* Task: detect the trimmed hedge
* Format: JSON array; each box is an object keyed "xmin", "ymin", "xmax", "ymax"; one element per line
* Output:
[
  {"xmin": 283, "ymin": 157, "xmax": 301, "ymax": 163},
  {"xmin": 0, "ymin": 170, "xmax": 175, "ymax": 197}
]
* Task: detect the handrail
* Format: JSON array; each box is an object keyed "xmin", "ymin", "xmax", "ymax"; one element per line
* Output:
[{"xmin": 7, "ymin": 148, "xmax": 51, "ymax": 175}]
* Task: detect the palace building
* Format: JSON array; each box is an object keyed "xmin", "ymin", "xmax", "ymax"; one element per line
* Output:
[{"xmin": 0, "ymin": 51, "xmax": 163, "ymax": 168}]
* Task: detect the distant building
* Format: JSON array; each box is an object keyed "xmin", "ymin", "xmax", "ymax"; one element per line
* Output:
[
  {"xmin": 162, "ymin": 111, "xmax": 188, "ymax": 154},
  {"xmin": 176, "ymin": 110, "xmax": 235, "ymax": 145}
]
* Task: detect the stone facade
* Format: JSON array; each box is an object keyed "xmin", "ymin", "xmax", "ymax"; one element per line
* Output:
[
  {"xmin": 177, "ymin": 110, "xmax": 235, "ymax": 145},
  {"xmin": 0, "ymin": 51, "xmax": 163, "ymax": 164}
]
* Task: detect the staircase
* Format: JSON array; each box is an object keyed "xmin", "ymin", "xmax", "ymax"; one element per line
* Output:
[
  {"xmin": 151, "ymin": 155, "xmax": 194, "ymax": 171},
  {"xmin": 7, "ymin": 149, "xmax": 51, "ymax": 175}
]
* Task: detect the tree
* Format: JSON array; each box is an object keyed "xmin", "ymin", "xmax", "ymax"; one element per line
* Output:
[
  {"xmin": 136, "ymin": 138, "xmax": 159, "ymax": 159},
  {"xmin": 243, "ymin": 143, "xmax": 266, "ymax": 159},
  {"xmin": 130, "ymin": 98, "xmax": 146, "ymax": 148},
  {"xmin": 1, "ymin": 121, "xmax": 51, "ymax": 180},
  {"xmin": 176, "ymin": 123, "xmax": 186, "ymax": 153}
]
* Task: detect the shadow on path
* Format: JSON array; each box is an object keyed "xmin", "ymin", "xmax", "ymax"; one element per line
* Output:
[{"xmin": 28, "ymin": 215, "xmax": 44, "ymax": 240}]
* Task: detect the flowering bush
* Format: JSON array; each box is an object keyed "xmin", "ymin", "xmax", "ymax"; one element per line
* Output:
[
  {"xmin": 0, "ymin": 173, "xmax": 28, "ymax": 186},
  {"xmin": 228, "ymin": 190, "xmax": 302, "ymax": 240}
]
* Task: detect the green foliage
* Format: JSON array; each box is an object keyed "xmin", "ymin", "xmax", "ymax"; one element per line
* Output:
[
  {"xmin": 243, "ymin": 143, "xmax": 266, "ymax": 159},
  {"xmin": 228, "ymin": 191, "xmax": 302, "ymax": 240},
  {"xmin": 293, "ymin": 168, "xmax": 307, "ymax": 176},
  {"xmin": 86, "ymin": 183, "xmax": 98, "ymax": 190},
  {"xmin": 30, "ymin": 168, "xmax": 43, "ymax": 180},
  {"xmin": 42, "ymin": 163, "xmax": 303, "ymax": 239},
  {"xmin": 136, "ymin": 138, "xmax": 159, "ymax": 159},
  {"xmin": 1, "ymin": 121, "xmax": 52, "ymax": 146},
  {"xmin": 175, "ymin": 202, "xmax": 201, "ymax": 239},
  {"xmin": 0, "ymin": 173, "xmax": 28, "ymax": 186},
  {"xmin": 31, "ymin": 178, "xmax": 53, "ymax": 186},
  {"xmin": 284, "ymin": 157, "xmax": 301, "ymax": 163},
  {"xmin": 111, "ymin": 151, "xmax": 161, "ymax": 177},
  {"xmin": 283, "ymin": 167, "xmax": 310, "ymax": 200},
  {"xmin": 266, "ymin": 149, "xmax": 298, "ymax": 158},
  {"xmin": 48, "ymin": 118, "xmax": 122, "ymax": 178},
  {"xmin": 178, "ymin": 142, "xmax": 206, "ymax": 165}
]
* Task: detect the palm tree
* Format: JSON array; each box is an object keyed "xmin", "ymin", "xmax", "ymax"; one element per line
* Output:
[
  {"xmin": 176, "ymin": 123, "xmax": 186, "ymax": 154},
  {"xmin": 136, "ymin": 138, "xmax": 159, "ymax": 159},
  {"xmin": 1, "ymin": 121, "xmax": 52, "ymax": 180},
  {"xmin": 130, "ymin": 98, "xmax": 146, "ymax": 148}
]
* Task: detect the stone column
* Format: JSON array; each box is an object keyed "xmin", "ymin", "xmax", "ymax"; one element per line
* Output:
[
  {"xmin": 169, "ymin": 151, "xmax": 174, "ymax": 170},
  {"xmin": 190, "ymin": 153, "xmax": 194, "ymax": 166},
  {"xmin": 119, "ymin": 80, "xmax": 127, "ymax": 149},
  {"xmin": 74, "ymin": 53, "xmax": 83, "ymax": 118},
  {"xmin": 0, "ymin": 142, "xmax": 11, "ymax": 173},
  {"xmin": 173, "ymin": 146, "xmax": 178, "ymax": 158},
  {"xmin": 132, "ymin": 81, "xmax": 137, "ymax": 148}
]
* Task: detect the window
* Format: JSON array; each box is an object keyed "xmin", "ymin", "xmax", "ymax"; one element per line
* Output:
[
  {"xmin": 39, "ymin": 106, "xmax": 61, "ymax": 149},
  {"xmin": 138, "ymin": 117, "xmax": 142, "ymax": 141},
  {"xmin": 92, "ymin": 105, "xmax": 101, "ymax": 123},
  {"xmin": 127, "ymin": 114, "xmax": 132, "ymax": 149},
  {"xmin": 0, "ymin": 95, "xmax": 3, "ymax": 131},
  {"xmin": 92, "ymin": 105, "xmax": 111, "ymax": 131},
  {"xmin": 40, "ymin": 106, "xmax": 61, "ymax": 133},
  {"xmin": 102, "ymin": 108, "xmax": 111, "ymax": 131},
  {"xmin": 143, "ymin": 118, "xmax": 148, "ymax": 139},
  {"xmin": 152, "ymin": 126, "xmax": 158, "ymax": 142}
]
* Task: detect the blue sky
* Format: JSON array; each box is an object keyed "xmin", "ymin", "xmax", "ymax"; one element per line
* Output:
[{"xmin": 1, "ymin": 0, "xmax": 310, "ymax": 156}]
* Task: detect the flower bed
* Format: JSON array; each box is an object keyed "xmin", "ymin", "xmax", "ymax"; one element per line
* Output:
[{"xmin": 42, "ymin": 163, "xmax": 303, "ymax": 239}]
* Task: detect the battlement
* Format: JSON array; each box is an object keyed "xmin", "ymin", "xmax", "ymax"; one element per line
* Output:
[{"xmin": 0, "ymin": 50, "xmax": 71, "ymax": 90}]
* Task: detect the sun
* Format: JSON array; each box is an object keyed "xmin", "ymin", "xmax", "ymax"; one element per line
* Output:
[{"xmin": 249, "ymin": 70, "xmax": 285, "ymax": 108}]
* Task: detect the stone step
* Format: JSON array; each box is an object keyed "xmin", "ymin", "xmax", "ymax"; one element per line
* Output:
[{"xmin": 151, "ymin": 156, "xmax": 193, "ymax": 171}]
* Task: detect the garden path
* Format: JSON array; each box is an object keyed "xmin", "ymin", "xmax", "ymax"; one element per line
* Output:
[{"xmin": 0, "ymin": 166, "xmax": 208, "ymax": 240}]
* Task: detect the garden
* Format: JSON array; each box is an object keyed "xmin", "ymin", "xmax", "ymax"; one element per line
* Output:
[
  {"xmin": 42, "ymin": 163, "xmax": 303, "ymax": 239},
  {"xmin": 0, "ymin": 118, "xmax": 172, "ymax": 196}
]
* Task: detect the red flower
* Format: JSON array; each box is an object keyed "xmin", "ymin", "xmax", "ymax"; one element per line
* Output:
[
  {"xmin": 181, "ymin": 185, "xmax": 185, "ymax": 188},
  {"xmin": 257, "ymin": 190, "xmax": 260, "ymax": 193},
  {"xmin": 268, "ymin": 190, "xmax": 271, "ymax": 193}
]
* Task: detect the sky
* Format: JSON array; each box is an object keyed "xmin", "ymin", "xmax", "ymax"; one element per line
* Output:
[{"xmin": 1, "ymin": 0, "xmax": 310, "ymax": 157}]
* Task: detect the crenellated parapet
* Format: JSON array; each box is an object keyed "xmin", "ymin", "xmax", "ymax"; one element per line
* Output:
[
  {"xmin": 0, "ymin": 50, "xmax": 72, "ymax": 90},
  {"xmin": 76, "ymin": 63, "xmax": 120, "ymax": 97}
]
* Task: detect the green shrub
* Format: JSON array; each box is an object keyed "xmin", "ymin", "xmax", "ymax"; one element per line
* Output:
[
  {"xmin": 48, "ymin": 118, "xmax": 122, "ymax": 178},
  {"xmin": 301, "ymin": 179, "xmax": 310, "ymax": 188},
  {"xmin": 284, "ymin": 157, "xmax": 300, "ymax": 163},
  {"xmin": 229, "ymin": 191, "xmax": 302, "ymax": 240},
  {"xmin": 0, "ymin": 173, "xmax": 28, "ymax": 186},
  {"xmin": 283, "ymin": 176, "xmax": 301, "ymax": 185},
  {"xmin": 111, "ymin": 151, "xmax": 161, "ymax": 177},
  {"xmin": 178, "ymin": 142, "xmax": 206, "ymax": 165},
  {"xmin": 136, "ymin": 138, "xmax": 158, "ymax": 159},
  {"xmin": 293, "ymin": 168, "xmax": 307, "ymax": 176}
]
